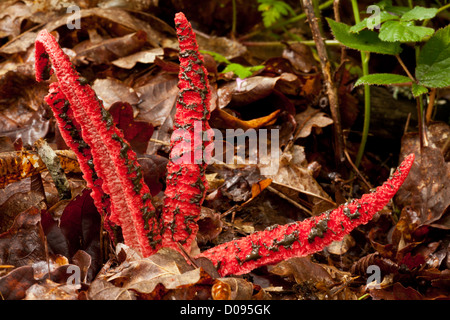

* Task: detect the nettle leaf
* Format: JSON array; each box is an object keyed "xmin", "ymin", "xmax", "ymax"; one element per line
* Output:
[
  {"xmin": 411, "ymin": 84, "xmax": 428, "ymax": 97},
  {"xmin": 355, "ymin": 73, "xmax": 411, "ymax": 86},
  {"xmin": 401, "ymin": 6, "xmax": 438, "ymax": 21},
  {"xmin": 350, "ymin": 11, "xmax": 399, "ymax": 33},
  {"xmin": 416, "ymin": 25, "xmax": 450, "ymax": 88},
  {"xmin": 379, "ymin": 20, "xmax": 435, "ymax": 42},
  {"xmin": 327, "ymin": 18, "xmax": 402, "ymax": 55}
]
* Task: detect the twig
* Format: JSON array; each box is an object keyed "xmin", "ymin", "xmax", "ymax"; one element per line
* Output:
[
  {"xmin": 344, "ymin": 149, "xmax": 372, "ymax": 190},
  {"xmin": 267, "ymin": 185, "xmax": 312, "ymax": 215},
  {"xmin": 149, "ymin": 138, "xmax": 170, "ymax": 146},
  {"xmin": 395, "ymin": 55, "xmax": 415, "ymax": 82},
  {"xmin": 301, "ymin": 0, "xmax": 345, "ymax": 165},
  {"xmin": 425, "ymin": 88, "xmax": 436, "ymax": 125},
  {"xmin": 333, "ymin": 0, "xmax": 347, "ymax": 62}
]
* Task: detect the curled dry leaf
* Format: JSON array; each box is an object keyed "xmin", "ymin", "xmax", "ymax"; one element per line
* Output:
[
  {"xmin": 294, "ymin": 106, "xmax": 334, "ymax": 139},
  {"xmin": 271, "ymin": 153, "xmax": 335, "ymax": 215},
  {"xmin": 196, "ymin": 207, "xmax": 223, "ymax": 246},
  {"xmin": 211, "ymin": 108, "xmax": 280, "ymax": 130},
  {"xmin": 270, "ymin": 257, "xmax": 356, "ymax": 300},
  {"xmin": 211, "ymin": 277, "xmax": 254, "ymax": 300},
  {"xmin": 24, "ymin": 279, "xmax": 79, "ymax": 300},
  {"xmin": 282, "ymin": 42, "xmax": 317, "ymax": 73},
  {"xmin": 397, "ymin": 141, "xmax": 450, "ymax": 226},
  {"xmin": 134, "ymin": 72, "xmax": 179, "ymax": 127},
  {"xmin": 217, "ymin": 73, "xmax": 300, "ymax": 109},
  {"xmin": 0, "ymin": 189, "xmax": 45, "ymax": 234},
  {"xmin": 0, "ymin": 266, "xmax": 36, "ymax": 300},
  {"xmin": 112, "ymin": 48, "xmax": 164, "ymax": 69},
  {"xmin": 72, "ymin": 31, "xmax": 149, "ymax": 66},
  {"xmin": 88, "ymin": 247, "xmax": 214, "ymax": 300},
  {"xmin": 91, "ymin": 78, "xmax": 140, "ymax": 109}
]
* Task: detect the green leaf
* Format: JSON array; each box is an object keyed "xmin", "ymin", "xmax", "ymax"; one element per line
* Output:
[
  {"xmin": 350, "ymin": 11, "xmax": 398, "ymax": 33},
  {"xmin": 411, "ymin": 84, "xmax": 428, "ymax": 97},
  {"xmin": 327, "ymin": 18, "xmax": 402, "ymax": 55},
  {"xmin": 257, "ymin": 0, "xmax": 294, "ymax": 27},
  {"xmin": 416, "ymin": 25, "xmax": 450, "ymax": 88},
  {"xmin": 379, "ymin": 20, "xmax": 435, "ymax": 42},
  {"xmin": 401, "ymin": 6, "xmax": 438, "ymax": 21},
  {"xmin": 355, "ymin": 73, "xmax": 412, "ymax": 86},
  {"xmin": 222, "ymin": 63, "xmax": 261, "ymax": 79},
  {"xmin": 200, "ymin": 50, "xmax": 230, "ymax": 64}
]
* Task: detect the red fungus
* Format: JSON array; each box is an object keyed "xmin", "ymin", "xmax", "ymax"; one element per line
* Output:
[
  {"xmin": 35, "ymin": 14, "xmax": 414, "ymax": 278},
  {"xmin": 161, "ymin": 12, "xmax": 212, "ymax": 252},
  {"xmin": 197, "ymin": 154, "xmax": 415, "ymax": 276},
  {"xmin": 35, "ymin": 30, "xmax": 161, "ymax": 257},
  {"xmin": 44, "ymin": 83, "xmax": 115, "ymax": 236}
]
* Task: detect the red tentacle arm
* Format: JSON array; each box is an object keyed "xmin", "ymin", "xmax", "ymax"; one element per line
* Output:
[
  {"xmin": 161, "ymin": 12, "xmax": 212, "ymax": 251},
  {"xmin": 44, "ymin": 83, "xmax": 115, "ymax": 237},
  {"xmin": 197, "ymin": 154, "xmax": 415, "ymax": 276},
  {"xmin": 35, "ymin": 30, "xmax": 161, "ymax": 256}
]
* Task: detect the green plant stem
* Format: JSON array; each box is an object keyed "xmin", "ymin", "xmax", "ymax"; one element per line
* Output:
[
  {"xmin": 356, "ymin": 52, "xmax": 370, "ymax": 168},
  {"xmin": 422, "ymin": 3, "xmax": 450, "ymax": 26},
  {"xmin": 231, "ymin": 0, "xmax": 237, "ymax": 37},
  {"xmin": 351, "ymin": 0, "xmax": 371, "ymax": 168},
  {"xmin": 239, "ymin": 0, "xmax": 334, "ymax": 41}
]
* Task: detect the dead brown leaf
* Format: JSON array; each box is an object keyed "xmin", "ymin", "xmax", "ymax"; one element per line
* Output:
[
  {"xmin": 294, "ymin": 106, "xmax": 333, "ymax": 139},
  {"xmin": 88, "ymin": 246, "xmax": 213, "ymax": 300},
  {"xmin": 282, "ymin": 42, "xmax": 317, "ymax": 73},
  {"xmin": 397, "ymin": 141, "xmax": 450, "ymax": 226},
  {"xmin": 0, "ymin": 206, "xmax": 46, "ymax": 267}
]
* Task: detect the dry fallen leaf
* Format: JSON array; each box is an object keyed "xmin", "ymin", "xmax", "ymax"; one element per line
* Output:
[
  {"xmin": 294, "ymin": 106, "xmax": 334, "ymax": 139},
  {"xmin": 88, "ymin": 246, "xmax": 213, "ymax": 300}
]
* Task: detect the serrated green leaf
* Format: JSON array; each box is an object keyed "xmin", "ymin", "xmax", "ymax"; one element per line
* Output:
[
  {"xmin": 258, "ymin": 0, "xmax": 294, "ymax": 27},
  {"xmin": 355, "ymin": 73, "xmax": 411, "ymax": 86},
  {"xmin": 411, "ymin": 84, "xmax": 428, "ymax": 97},
  {"xmin": 379, "ymin": 20, "xmax": 434, "ymax": 42},
  {"xmin": 327, "ymin": 18, "xmax": 402, "ymax": 55},
  {"xmin": 401, "ymin": 6, "xmax": 438, "ymax": 21},
  {"xmin": 416, "ymin": 25, "xmax": 450, "ymax": 88},
  {"xmin": 350, "ymin": 11, "xmax": 398, "ymax": 33}
]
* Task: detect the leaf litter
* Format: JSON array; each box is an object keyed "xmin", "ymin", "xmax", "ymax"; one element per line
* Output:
[{"xmin": 0, "ymin": 1, "xmax": 449, "ymax": 300}]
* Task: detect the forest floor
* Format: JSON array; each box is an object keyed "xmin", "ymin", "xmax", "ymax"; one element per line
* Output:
[{"xmin": 0, "ymin": 0, "xmax": 449, "ymax": 301}]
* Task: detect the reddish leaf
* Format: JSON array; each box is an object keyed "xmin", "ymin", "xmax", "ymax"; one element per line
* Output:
[
  {"xmin": 109, "ymin": 101, "xmax": 154, "ymax": 154},
  {"xmin": 42, "ymin": 189, "xmax": 102, "ymax": 280}
]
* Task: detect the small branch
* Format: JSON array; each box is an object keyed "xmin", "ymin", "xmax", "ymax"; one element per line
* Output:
[
  {"xmin": 301, "ymin": 0, "xmax": 345, "ymax": 165},
  {"xmin": 344, "ymin": 149, "xmax": 372, "ymax": 190},
  {"xmin": 267, "ymin": 185, "xmax": 312, "ymax": 215},
  {"xmin": 333, "ymin": 0, "xmax": 347, "ymax": 62},
  {"xmin": 425, "ymin": 88, "xmax": 436, "ymax": 125},
  {"xmin": 395, "ymin": 55, "xmax": 415, "ymax": 82}
]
